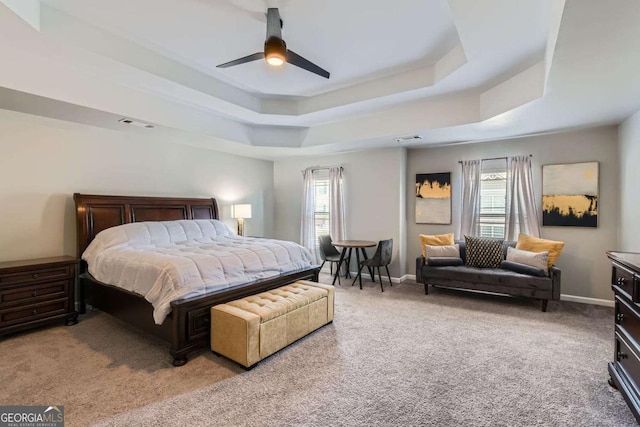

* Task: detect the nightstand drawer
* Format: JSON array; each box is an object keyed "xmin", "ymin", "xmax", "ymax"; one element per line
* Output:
[
  {"xmin": 612, "ymin": 263, "xmax": 638, "ymax": 301},
  {"xmin": 0, "ymin": 266, "xmax": 72, "ymax": 286},
  {"xmin": 0, "ymin": 298, "xmax": 69, "ymax": 326},
  {"xmin": 0, "ymin": 280, "xmax": 70, "ymax": 308}
]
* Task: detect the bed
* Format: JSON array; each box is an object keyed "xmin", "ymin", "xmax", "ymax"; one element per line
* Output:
[{"xmin": 74, "ymin": 193, "xmax": 320, "ymax": 366}]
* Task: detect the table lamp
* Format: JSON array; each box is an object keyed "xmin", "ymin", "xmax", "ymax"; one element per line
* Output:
[{"xmin": 231, "ymin": 204, "xmax": 252, "ymax": 236}]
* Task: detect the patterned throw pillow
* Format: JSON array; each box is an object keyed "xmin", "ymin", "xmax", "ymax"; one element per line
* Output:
[{"xmin": 464, "ymin": 235, "xmax": 504, "ymax": 268}]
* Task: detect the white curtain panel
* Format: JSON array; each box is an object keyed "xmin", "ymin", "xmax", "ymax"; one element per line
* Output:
[
  {"xmin": 459, "ymin": 160, "xmax": 482, "ymax": 237},
  {"xmin": 301, "ymin": 166, "xmax": 345, "ymax": 264},
  {"xmin": 505, "ymin": 155, "xmax": 541, "ymax": 240},
  {"xmin": 300, "ymin": 168, "xmax": 317, "ymax": 260},
  {"xmin": 328, "ymin": 167, "xmax": 346, "ymax": 242}
]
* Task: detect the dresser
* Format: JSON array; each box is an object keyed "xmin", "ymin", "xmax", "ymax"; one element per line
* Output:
[
  {"xmin": 607, "ymin": 251, "xmax": 640, "ymax": 423},
  {"xmin": 0, "ymin": 256, "xmax": 78, "ymax": 337}
]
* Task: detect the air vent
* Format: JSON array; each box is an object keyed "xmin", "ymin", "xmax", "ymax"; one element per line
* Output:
[
  {"xmin": 394, "ymin": 135, "xmax": 422, "ymax": 143},
  {"xmin": 118, "ymin": 118, "xmax": 155, "ymax": 129}
]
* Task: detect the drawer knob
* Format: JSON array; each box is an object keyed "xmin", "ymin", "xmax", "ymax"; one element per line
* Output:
[
  {"xmin": 32, "ymin": 309, "xmax": 38, "ymax": 315},
  {"xmin": 32, "ymin": 273, "xmax": 39, "ymax": 279},
  {"xmin": 618, "ymin": 351, "xmax": 628, "ymax": 360},
  {"xmin": 617, "ymin": 277, "xmax": 627, "ymax": 286},
  {"xmin": 617, "ymin": 313, "xmax": 626, "ymax": 322}
]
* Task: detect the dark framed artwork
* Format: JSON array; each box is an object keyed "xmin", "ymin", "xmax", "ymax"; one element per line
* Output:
[
  {"xmin": 416, "ymin": 172, "xmax": 451, "ymax": 224},
  {"xmin": 542, "ymin": 162, "xmax": 598, "ymax": 227}
]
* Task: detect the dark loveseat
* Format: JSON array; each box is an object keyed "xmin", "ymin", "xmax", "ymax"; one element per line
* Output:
[{"xmin": 416, "ymin": 240, "xmax": 561, "ymax": 311}]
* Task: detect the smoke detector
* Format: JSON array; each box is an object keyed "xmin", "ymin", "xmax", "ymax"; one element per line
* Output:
[
  {"xmin": 118, "ymin": 118, "xmax": 155, "ymax": 129},
  {"xmin": 394, "ymin": 135, "xmax": 422, "ymax": 143}
]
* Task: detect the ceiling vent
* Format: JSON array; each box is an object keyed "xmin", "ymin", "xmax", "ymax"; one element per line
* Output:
[
  {"xmin": 118, "ymin": 118, "xmax": 155, "ymax": 129},
  {"xmin": 394, "ymin": 135, "xmax": 422, "ymax": 143}
]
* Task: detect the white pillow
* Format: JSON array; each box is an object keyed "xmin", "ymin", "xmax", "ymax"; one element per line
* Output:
[
  {"xmin": 506, "ymin": 247, "xmax": 549, "ymax": 273},
  {"xmin": 425, "ymin": 244, "xmax": 460, "ymax": 259}
]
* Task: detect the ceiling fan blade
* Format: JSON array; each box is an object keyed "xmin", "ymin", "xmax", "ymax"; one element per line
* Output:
[
  {"xmin": 216, "ymin": 52, "xmax": 264, "ymax": 68},
  {"xmin": 286, "ymin": 50, "xmax": 330, "ymax": 79},
  {"xmin": 266, "ymin": 8, "xmax": 282, "ymax": 39}
]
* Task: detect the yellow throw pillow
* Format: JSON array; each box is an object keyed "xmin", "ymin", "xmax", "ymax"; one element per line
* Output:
[
  {"xmin": 515, "ymin": 233, "xmax": 565, "ymax": 268},
  {"xmin": 419, "ymin": 233, "xmax": 455, "ymax": 258}
]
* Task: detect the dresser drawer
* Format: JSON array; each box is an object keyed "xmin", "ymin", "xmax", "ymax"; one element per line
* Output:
[
  {"xmin": 612, "ymin": 263, "xmax": 638, "ymax": 301},
  {"xmin": 0, "ymin": 298, "xmax": 69, "ymax": 327},
  {"xmin": 0, "ymin": 266, "xmax": 72, "ymax": 286},
  {"xmin": 0, "ymin": 280, "xmax": 70, "ymax": 308},
  {"xmin": 617, "ymin": 296, "xmax": 640, "ymax": 348},
  {"xmin": 615, "ymin": 332, "xmax": 640, "ymax": 391}
]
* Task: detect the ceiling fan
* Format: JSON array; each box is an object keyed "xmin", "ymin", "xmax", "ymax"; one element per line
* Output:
[{"xmin": 216, "ymin": 8, "xmax": 330, "ymax": 79}]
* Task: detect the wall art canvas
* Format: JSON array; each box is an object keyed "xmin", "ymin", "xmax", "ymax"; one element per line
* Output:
[
  {"xmin": 542, "ymin": 162, "xmax": 598, "ymax": 227},
  {"xmin": 416, "ymin": 172, "xmax": 451, "ymax": 224}
]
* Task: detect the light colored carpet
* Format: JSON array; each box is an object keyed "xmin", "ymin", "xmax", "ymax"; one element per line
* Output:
[{"xmin": 0, "ymin": 274, "xmax": 635, "ymax": 426}]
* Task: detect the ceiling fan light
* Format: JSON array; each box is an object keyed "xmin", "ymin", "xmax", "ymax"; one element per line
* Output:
[
  {"xmin": 266, "ymin": 55, "xmax": 285, "ymax": 67},
  {"xmin": 264, "ymin": 36, "xmax": 286, "ymax": 67}
]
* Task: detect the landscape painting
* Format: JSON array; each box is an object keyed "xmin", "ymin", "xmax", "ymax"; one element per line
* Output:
[
  {"xmin": 542, "ymin": 162, "xmax": 598, "ymax": 227},
  {"xmin": 416, "ymin": 172, "xmax": 451, "ymax": 224}
]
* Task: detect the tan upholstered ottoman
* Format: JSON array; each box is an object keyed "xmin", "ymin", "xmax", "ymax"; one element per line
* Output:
[{"xmin": 210, "ymin": 280, "xmax": 335, "ymax": 368}]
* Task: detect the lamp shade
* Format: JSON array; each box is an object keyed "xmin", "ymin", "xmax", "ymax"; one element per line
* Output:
[{"xmin": 231, "ymin": 204, "xmax": 252, "ymax": 219}]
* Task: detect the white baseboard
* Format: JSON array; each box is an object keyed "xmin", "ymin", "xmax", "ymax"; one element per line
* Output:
[
  {"xmin": 343, "ymin": 271, "xmax": 412, "ymax": 284},
  {"xmin": 560, "ymin": 294, "xmax": 614, "ymax": 307},
  {"xmin": 395, "ymin": 274, "xmax": 413, "ymax": 284}
]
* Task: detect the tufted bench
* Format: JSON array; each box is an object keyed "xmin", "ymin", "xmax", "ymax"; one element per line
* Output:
[{"xmin": 210, "ymin": 280, "xmax": 335, "ymax": 368}]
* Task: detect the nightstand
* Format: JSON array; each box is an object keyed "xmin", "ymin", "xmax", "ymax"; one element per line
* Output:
[{"xmin": 0, "ymin": 256, "xmax": 78, "ymax": 337}]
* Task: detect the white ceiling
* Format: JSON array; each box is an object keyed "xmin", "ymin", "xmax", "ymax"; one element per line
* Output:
[{"xmin": 0, "ymin": 0, "xmax": 639, "ymax": 159}]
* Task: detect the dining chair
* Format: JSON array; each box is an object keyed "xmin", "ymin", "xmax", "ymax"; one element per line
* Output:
[
  {"xmin": 351, "ymin": 239, "xmax": 393, "ymax": 292},
  {"xmin": 318, "ymin": 235, "xmax": 342, "ymax": 285}
]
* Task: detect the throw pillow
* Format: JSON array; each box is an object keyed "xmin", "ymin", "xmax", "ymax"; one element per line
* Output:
[
  {"xmin": 500, "ymin": 260, "xmax": 547, "ymax": 277},
  {"xmin": 506, "ymin": 247, "xmax": 549, "ymax": 273},
  {"xmin": 464, "ymin": 235, "xmax": 503, "ymax": 268},
  {"xmin": 419, "ymin": 233, "xmax": 455, "ymax": 258},
  {"xmin": 515, "ymin": 233, "xmax": 565, "ymax": 268},
  {"xmin": 425, "ymin": 244, "xmax": 460, "ymax": 259}
]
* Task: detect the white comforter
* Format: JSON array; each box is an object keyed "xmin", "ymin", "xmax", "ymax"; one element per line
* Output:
[{"xmin": 82, "ymin": 220, "xmax": 315, "ymax": 324}]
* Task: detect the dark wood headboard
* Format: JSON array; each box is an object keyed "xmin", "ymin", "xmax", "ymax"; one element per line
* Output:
[{"xmin": 74, "ymin": 193, "xmax": 219, "ymax": 258}]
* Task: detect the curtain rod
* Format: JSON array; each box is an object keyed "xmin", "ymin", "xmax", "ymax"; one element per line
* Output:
[
  {"xmin": 458, "ymin": 154, "xmax": 532, "ymax": 164},
  {"xmin": 302, "ymin": 166, "xmax": 343, "ymax": 172}
]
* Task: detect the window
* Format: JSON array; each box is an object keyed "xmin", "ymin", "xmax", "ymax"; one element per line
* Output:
[
  {"xmin": 460, "ymin": 156, "xmax": 538, "ymax": 241},
  {"xmin": 301, "ymin": 166, "xmax": 345, "ymax": 263},
  {"xmin": 478, "ymin": 161, "xmax": 506, "ymax": 238},
  {"xmin": 312, "ymin": 169, "xmax": 330, "ymax": 256}
]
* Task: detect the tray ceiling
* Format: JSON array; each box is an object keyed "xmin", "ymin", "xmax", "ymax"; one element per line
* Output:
[{"xmin": 0, "ymin": 0, "xmax": 639, "ymax": 159}]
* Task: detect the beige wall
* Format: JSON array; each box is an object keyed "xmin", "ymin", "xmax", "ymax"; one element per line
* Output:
[
  {"xmin": 0, "ymin": 106, "xmax": 625, "ymax": 302},
  {"xmin": 0, "ymin": 110, "xmax": 274, "ymax": 262},
  {"xmin": 619, "ymin": 110, "xmax": 640, "ymax": 252},
  {"xmin": 273, "ymin": 147, "xmax": 407, "ymax": 278},
  {"xmin": 406, "ymin": 126, "xmax": 619, "ymax": 301}
]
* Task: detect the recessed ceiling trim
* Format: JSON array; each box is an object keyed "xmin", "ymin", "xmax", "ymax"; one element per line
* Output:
[
  {"xmin": 0, "ymin": 0, "xmax": 40, "ymax": 30},
  {"xmin": 480, "ymin": 61, "xmax": 546, "ymax": 121}
]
